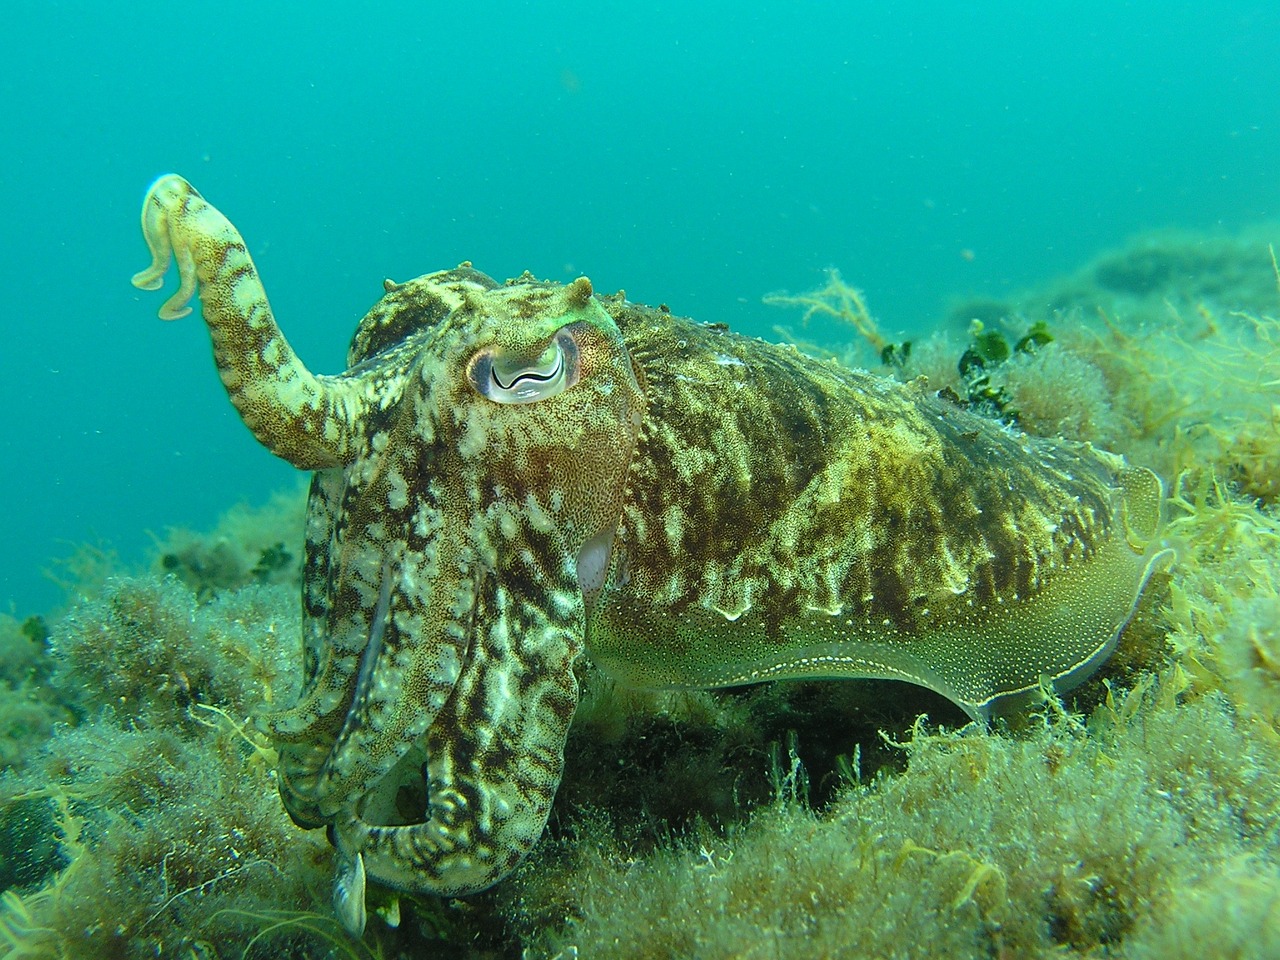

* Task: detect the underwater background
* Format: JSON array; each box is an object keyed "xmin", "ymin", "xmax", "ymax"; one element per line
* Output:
[
  {"xmin": 1, "ymin": 0, "xmax": 1278, "ymax": 613},
  {"xmin": 4, "ymin": 2, "xmax": 1280, "ymax": 959}
]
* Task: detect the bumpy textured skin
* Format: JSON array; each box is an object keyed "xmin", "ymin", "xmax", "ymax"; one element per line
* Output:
[{"xmin": 134, "ymin": 175, "xmax": 1170, "ymax": 926}]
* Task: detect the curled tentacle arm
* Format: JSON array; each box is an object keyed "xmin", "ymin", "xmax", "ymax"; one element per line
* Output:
[
  {"xmin": 294, "ymin": 546, "xmax": 586, "ymax": 937},
  {"xmin": 132, "ymin": 174, "xmax": 366, "ymax": 469},
  {"xmin": 336, "ymin": 567, "xmax": 583, "ymax": 902}
]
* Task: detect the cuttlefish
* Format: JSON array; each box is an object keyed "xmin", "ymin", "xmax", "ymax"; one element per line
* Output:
[{"xmin": 132, "ymin": 174, "xmax": 1171, "ymax": 935}]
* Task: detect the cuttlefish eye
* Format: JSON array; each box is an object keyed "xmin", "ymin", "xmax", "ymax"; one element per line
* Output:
[{"xmin": 468, "ymin": 328, "xmax": 581, "ymax": 404}]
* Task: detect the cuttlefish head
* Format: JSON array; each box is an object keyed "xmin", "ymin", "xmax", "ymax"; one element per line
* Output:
[
  {"xmin": 269, "ymin": 272, "xmax": 646, "ymax": 929},
  {"xmin": 131, "ymin": 173, "xmax": 649, "ymax": 932}
]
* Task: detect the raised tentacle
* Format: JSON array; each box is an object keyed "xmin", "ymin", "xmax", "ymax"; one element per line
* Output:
[{"xmin": 132, "ymin": 174, "xmax": 366, "ymax": 469}]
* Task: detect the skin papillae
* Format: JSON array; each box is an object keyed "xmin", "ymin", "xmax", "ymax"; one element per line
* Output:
[{"xmin": 133, "ymin": 174, "xmax": 1173, "ymax": 936}]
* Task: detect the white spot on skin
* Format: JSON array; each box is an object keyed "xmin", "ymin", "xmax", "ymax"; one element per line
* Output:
[
  {"xmin": 499, "ymin": 509, "xmax": 519, "ymax": 540},
  {"xmin": 261, "ymin": 336, "xmax": 285, "ymax": 369},
  {"xmin": 456, "ymin": 406, "xmax": 492, "ymax": 461},
  {"xmin": 434, "ymin": 644, "xmax": 461, "ymax": 685},
  {"xmin": 662, "ymin": 505, "xmax": 684, "ymax": 545},
  {"xmin": 485, "ymin": 663, "xmax": 515, "ymax": 726},
  {"xmin": 524, "ymin": 494, "xmax": 555, "ymax": 534},
  {"xmin": 387, "ymin": 470, "xmax": 410, "ymax": 511}
]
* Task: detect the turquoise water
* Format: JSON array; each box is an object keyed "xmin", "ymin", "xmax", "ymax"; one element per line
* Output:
[{"xmin": 1, "ymin": 0, "xmax": 1277, "ymax": 615}]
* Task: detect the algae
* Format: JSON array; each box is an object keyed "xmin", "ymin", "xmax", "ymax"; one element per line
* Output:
[{"xmin": 4, "ymin": 226, "xmax": 1280, "ymax": 958}]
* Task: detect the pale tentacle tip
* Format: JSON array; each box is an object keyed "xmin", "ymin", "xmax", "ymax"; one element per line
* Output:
[
  {"xmin": 133, "ymin": 174, "xmax": 190, "ymax": 303},
  {"xmin": 157, "ymin": 300, "xmax": 193, "ymax": 321},
  {"xmin": 130, "ymin": 268, "xmax": 164, "ymax": 292},
  {"xmin": 333, "ymin": 849, "xmax": 368, "ymax": 938},
  {"xmin": 143, "ymin": 172, "xmax": 194, "ymax": 199}
]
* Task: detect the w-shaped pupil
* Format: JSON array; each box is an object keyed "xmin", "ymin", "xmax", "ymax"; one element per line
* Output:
[{"xmin": 492, "ymin": 350, "xmax": 563, "ymax": 390}]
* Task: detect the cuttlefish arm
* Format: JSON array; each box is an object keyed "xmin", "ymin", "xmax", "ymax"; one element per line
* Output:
[
  {"xmin": 132, "ymin": 174, "xmax": 369, "ymax": 469},
  {"xmin": 134, "ymin": 176, "xmax": 641, "ymax": 936},
  {"xmin": 334, "ymin": 549, "xmax": 585, "ymax": 897}
]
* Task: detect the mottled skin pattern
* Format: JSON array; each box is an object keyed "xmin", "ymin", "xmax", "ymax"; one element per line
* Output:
[{"xmin": 133, "ymin": 175, "xmax": 1171, "ymax": 935}]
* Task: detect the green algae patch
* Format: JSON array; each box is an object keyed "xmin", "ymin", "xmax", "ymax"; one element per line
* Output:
[
  {"xmin": 0, "ymin": 576, "xmax": 340, "ymax": 959},
  {"xmin": 501, "ymin": 680, "xmax": 1280, "ymax": 960},
  {"xmin": 148, "ymin": 483, "xmax": 307, "ymax": 600}
]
